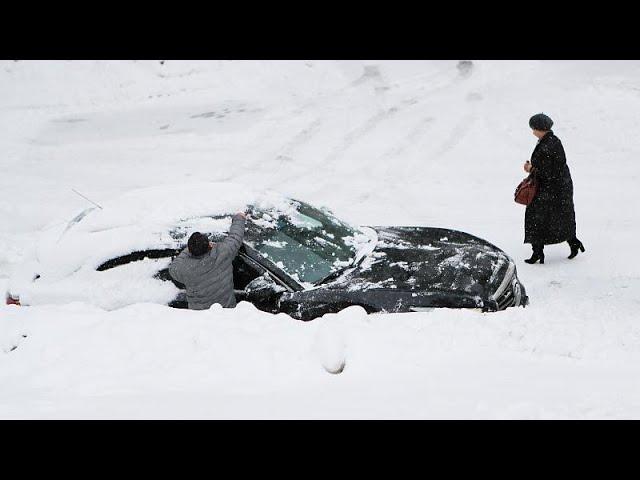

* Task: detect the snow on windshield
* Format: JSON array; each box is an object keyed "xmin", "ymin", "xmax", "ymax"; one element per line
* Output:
[
  {"xmin": 244, "ymin": 200, "xmax": 373, "ymax": 285},
  {"xmin": 288, "ymin": 211, "xmax": 323, "ymax": 229}
]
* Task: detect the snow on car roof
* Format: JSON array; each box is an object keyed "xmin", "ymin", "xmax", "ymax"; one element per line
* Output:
[
  {"xmin": 74, "ymin": 182, "xmax": 284, "ymax": 232},
  {"xmin": 35, "ymin": 182, "xmax": 291, "ymax": 277}
]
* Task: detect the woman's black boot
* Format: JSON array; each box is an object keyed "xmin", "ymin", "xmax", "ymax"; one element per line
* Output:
[
  {"xmin": 525, "ymin": 245, "xmax": 545, "ymax": 264},
  {"xmin": 568, "ymin": 237, "xmax": 585, "ymax": 259}
]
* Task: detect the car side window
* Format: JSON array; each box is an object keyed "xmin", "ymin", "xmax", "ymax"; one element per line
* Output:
[
  {"xmin": 97, "ymin": 249, "xmax": 181, "ymax": 271},
  {"xmin": 96, "ymin": 249, "xmax": 185, "ymax": 289}
]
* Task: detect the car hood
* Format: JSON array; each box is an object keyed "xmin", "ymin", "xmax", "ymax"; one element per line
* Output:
[{"xmin": 325, "ymin": 226, "xmax": 513, "ymax": 298}]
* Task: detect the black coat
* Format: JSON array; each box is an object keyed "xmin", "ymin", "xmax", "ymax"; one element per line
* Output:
[{"xmin": 524, "ymin": 130, "xmax": 577, "ymax": 245}]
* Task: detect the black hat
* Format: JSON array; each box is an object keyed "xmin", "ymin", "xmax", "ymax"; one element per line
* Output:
[
  {"xmin": 529, "ymin": 113, "xmax": 553, "ymax": 131},
  {"xmin": 188, "ymin": 232, "xmax": 209, "ymax": 257}
]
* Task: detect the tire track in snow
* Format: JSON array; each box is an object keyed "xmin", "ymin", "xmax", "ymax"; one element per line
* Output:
[
  {"xmin": 377, "ymin": 64, "xmax": 478, "ymax": 166},
  {"xmin": 324, "ymin": 105, "xmax": 402, "ymax": 164},
  {"xmin": 324, "ymin": 64, "xmax": 472, "ymax": 167},
  {"xmin": 380, "ymin": 116, "xmax": 436, "ymax": 161},
  {"xmin": 433, "ymin": 112, "xmax": 477, "ymax": 158},
  {"xmin": 275, "ymin": 118, "xmax": 323, "ymax": 164},
  {"xmin": 278, "ymin": 63, "xmax": 464, "ymax": 185}
]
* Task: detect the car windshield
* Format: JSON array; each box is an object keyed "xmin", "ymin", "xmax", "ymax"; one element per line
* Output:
[{"xmin": 244, "ymin": 200, "xmax": 371, "ymax": 286}]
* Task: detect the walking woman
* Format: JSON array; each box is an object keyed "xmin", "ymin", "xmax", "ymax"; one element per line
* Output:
[{"xmin": 523, "ymin": 113, "xmax": 585, "ymax": 264}]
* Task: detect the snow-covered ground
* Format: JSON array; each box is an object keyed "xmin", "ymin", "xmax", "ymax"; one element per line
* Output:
[{"xmin": 1, "ymin": 60, "xmax": 640, "ymax": 418}]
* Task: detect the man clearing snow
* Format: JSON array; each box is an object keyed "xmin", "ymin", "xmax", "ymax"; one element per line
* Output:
[{"xmin": 169, "ymin": 212, "xmax": 247, "ymax": 309}]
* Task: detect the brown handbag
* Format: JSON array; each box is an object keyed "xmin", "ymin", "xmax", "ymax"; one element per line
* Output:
[{"xmin": 514, "ymin": 173, "xmax": 538, "ymax": 205}]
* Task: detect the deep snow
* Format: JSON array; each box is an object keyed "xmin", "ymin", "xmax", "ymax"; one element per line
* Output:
[{"xmin": 1, "ymin": 60, "xmax": 640, "ymax": 418}]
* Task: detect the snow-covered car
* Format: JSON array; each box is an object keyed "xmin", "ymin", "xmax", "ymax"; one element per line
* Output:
[{"xmin": 5, "ymin": 182, "xmax": 527, "ymax": 319}]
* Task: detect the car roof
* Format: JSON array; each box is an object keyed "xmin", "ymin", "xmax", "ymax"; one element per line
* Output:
[{"xmin": 35, "ymin": 182, "xmax": 293, "ymax": 276}]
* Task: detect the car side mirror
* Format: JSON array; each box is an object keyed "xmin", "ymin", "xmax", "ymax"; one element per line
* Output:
[
  {"xmin": 243, "ymin": 273, "xmax": 287, "ymax": 313},
  {"xmin": 245, "ymin": 273, "xmax": 285, "ymax": 295}
]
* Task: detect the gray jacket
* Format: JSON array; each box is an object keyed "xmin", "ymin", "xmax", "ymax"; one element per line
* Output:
[{"xmin": 169, "ymin": 214, "xmax": 246, "ymax": 310}]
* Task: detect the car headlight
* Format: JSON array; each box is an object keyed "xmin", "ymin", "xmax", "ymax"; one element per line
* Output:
[{"xmin": 512, "ymin": 277, "xmax": 522, "ymax": 306}]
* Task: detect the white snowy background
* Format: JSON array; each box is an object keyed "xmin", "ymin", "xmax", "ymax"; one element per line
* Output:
[{"xmin": 1, "ymin": 60, "xmax": 639, "ymax": 419}]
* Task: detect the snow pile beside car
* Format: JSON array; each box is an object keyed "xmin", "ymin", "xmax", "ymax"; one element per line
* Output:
[{"xmin": 3, "ymin": 297, "xmax": 640, "ymax": 419}]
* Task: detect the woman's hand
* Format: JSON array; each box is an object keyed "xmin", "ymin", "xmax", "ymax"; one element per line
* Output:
[{"xmin": 524, "ymin": 161, "xmax": 532, "ymax": 173}]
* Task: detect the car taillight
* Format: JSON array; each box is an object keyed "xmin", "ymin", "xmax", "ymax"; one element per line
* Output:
[{"xmin": 5, "ymin": 293, "xmax": 20, "ymax": 306}]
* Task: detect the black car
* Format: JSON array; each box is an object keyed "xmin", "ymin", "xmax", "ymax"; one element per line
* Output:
[{"xmin": 7, "ymin": 188, "xmax": 528, "ymax": 318}]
